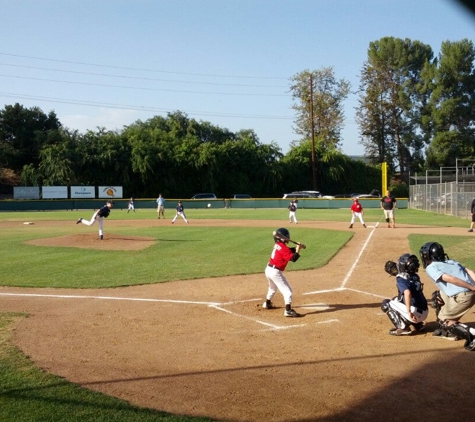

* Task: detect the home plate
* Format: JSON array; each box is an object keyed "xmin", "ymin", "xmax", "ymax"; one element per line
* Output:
[
  {"xmin": 367, "ymin": 225, "xmax": 375, "ymax": 228},
  {"xmin": 298, "ymin": 303, "xmax": 331, "ymax": 311}
]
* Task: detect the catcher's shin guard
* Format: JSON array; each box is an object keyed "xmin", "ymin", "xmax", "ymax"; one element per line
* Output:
[{"xmin": 381, "ymin": 299, "xmax": 409, "ymax": 329}]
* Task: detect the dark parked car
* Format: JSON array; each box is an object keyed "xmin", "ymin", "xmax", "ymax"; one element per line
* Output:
[{"xmin": 233, "ymin": 194, "xmax": 252, "ymax": 199}]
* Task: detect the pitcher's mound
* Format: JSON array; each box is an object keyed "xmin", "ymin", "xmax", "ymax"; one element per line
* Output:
[{"xmin": 26, "ymin": 234, "xmax": 156, "ymax": 250}]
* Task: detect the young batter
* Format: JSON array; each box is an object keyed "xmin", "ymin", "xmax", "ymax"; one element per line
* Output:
[{"xmin": 263, "ymin": 227, "xmax": 304, "ymax": 317}]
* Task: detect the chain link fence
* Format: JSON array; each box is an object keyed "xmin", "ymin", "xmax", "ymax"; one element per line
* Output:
[{"xmin": 409, "ymin": 181, "xmax": 475, "ymax": 219}]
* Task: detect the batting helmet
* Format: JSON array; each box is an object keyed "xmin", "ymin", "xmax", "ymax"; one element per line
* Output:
[{"xmin": 274, "ymin": 227, "xmax": 290, "ymax": 242}]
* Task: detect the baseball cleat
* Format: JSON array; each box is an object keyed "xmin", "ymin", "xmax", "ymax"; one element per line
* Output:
[
  {"xmin": 262, "ymin": 300, "xmax": 275, "ymax": 309},
  {"xmin": 76, "ymin": 218, "xmax": 82, "ymax": 224},
  {"xmin": 284, "ymin": 309, "xmax": 302, "ymax": 317}
]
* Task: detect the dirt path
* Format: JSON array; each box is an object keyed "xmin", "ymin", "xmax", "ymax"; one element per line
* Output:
[{"xmin": 1, "ymin": 220, "xmax": 475, "ymax": 421}]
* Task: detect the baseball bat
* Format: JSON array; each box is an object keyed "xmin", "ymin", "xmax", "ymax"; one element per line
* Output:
[{"xmin": 272, "ymin": 231, "xmax": 306, "ymax": 249}]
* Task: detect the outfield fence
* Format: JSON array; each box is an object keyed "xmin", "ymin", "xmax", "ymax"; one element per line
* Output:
[
  {"xmin": 409, "ymin": 181, "xmax": 475, "ymax": 219},
  {"xmin": 0, "ymin": 197, "xmax": 407, "ymax": 212}
]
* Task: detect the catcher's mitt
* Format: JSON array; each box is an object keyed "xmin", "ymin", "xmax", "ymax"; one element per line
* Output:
[{"xmin": 384, "ymin": 260, "xmax": 398, "ymax": 276}]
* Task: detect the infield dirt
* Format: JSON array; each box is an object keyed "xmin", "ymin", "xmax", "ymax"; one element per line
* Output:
[{"xmin": 2, "ymin": 219, "xmax": 475, "ymax": 421}]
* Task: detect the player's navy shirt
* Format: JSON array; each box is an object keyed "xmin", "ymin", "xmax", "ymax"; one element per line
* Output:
[
  {"xmin": 396, "ymin": 273, "xmax": 427, "ymax": 310},
  {"xmin": 97, "ymin": 205, "xmax": 111, "ymax": 218}
]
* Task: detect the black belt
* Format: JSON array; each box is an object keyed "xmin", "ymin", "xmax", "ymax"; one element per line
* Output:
[{"xmin": 268, "ymin": 264, "xmax": 283, "ymax": 271}]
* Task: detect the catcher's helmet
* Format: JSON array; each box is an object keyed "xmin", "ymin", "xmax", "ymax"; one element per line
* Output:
[
  {"xmin": 274, "ymin": 227, "xmax": 290, "ymax": 242},
  {"xmin": 419, "ymin": 242, "xmax": 447, "ymax": 268},
  {"xmin": 397, "ymin": 253, "xmax": 420, "ymax": 274}
]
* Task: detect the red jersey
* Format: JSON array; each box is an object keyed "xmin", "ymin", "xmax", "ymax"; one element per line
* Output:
[
  {"xmin": 269, "ymin": 241, "xmax": 294, "ymax": 271},
  {"xmin": 351, "ymin": 202, "xmax": 363, "ymax": 213}
]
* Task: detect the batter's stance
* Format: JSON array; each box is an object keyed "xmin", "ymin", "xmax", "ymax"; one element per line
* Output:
[
  {"xmin": 263, "ymin": 227, "xmax": 304, "ymax": 317},
  {"xmin": 77, "ymin": 200, "xmax": 114, "ymax": 240}
]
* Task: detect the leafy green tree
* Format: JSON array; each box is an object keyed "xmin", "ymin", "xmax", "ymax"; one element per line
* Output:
[
  {"xmin": 356, "ymin": 37, "xmax": 434, "ymax": 181},
  {"xmin": 290, "ymin": 68, "xmax": 351, "ymax": 149},
  {"xmin": 0, "ymin": 103, "xmax": 61, "ymax": 172},
  {"xmin": 425, "ymin": 39, "xmax": 475, "ymax": 167}
]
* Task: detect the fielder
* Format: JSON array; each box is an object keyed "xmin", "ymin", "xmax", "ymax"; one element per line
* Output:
[
  {"xmin": 288, "ymin": 200, "xmax": 298, "ymax": 224},
  {"xmin": 127, "ymin": 197, "xmax": 135, "ymax": 213},
  {"xmin": 76, "ymin": 200, "xmax": 114, "ymax": 240},
  {"xmin": 263, "ymin": 227, "xmax": 304, "ymax": 317},
  {"xmin": 171, "ymin": 201, "xmax": 189, "ymax": 224},
  {"xmin": 382, "ymin": 254, "xmax": 428, "ymax": 336}
]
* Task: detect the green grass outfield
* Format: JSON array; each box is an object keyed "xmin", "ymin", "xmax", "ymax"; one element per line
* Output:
[{"xmin": 1, "ymin": 208, "xmax": 475, "ymax": 421}]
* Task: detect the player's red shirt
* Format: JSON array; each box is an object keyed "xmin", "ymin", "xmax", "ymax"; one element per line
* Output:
[
  {"xmin": 269, "ymin": 241, "xmax": 294, "ymax": 271},
  {"xmin": 351, "ymin": 202, "xmax": 363, "ymax": 213}
]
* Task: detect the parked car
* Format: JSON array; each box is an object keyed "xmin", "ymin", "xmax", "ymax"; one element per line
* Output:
[
  {"xmin": 233, "ymin": 194, "xmax": 252, "ymax": 199},
  {"xmin": 354, "ymin": 194, "xmax": 381, "ymax": 199},
  {"xmin": 296, "ymin": 190, "xmax": 322, "ymax": 197},
  {"xmin": 333, "ymin": 194, "xmax": 354, "ymax": 198},
  {"xmin": 191, "ymin": 193, "xmax": 217, "ymax": 200},
  {"xmin": 283, "ymin": 192, "xmax": 316, "ymax": 199}
]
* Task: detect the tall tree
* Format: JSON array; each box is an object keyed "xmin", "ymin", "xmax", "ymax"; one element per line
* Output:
[
  {"xmin": 290, "ymin": 68, "xmax": 350, "ymax": 149},
  {"xmin": 356, "ymin": 37, "xmax": 434, "ymax": 182},
  {"xmin": 425, "ymin": 39, "xmax": 475, "ymax": 167},
  {"xmin": 289, "ymin": 68, "xmax": 350, "ymax": 189},
  {"xmin": 0, "ymin": 103, "xmax": 61, "ymax": 172}
]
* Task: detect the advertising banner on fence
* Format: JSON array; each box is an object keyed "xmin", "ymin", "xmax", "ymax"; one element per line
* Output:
[
  {"xmin": 98, "ymin": 186, "xmax": 123, "ymax": 199},
  {"xmin": 71, "ymin": 186, "xmax": 95, "ymax": 198},
  {"xmin": 13, "ymin": 186, "xmax": 40, "ymax": 199},
  {"xmin": 42, "ymin": 186, "xmax": 68, "ymax": 199}
]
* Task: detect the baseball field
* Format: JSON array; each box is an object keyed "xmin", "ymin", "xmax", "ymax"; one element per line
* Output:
[{"xmin": 1, "ymin": 207, "xmax": 475, "ymax": 421}]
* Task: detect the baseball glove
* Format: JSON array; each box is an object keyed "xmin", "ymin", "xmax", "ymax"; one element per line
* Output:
[{"xmin": 384, "ymin": 260, "xmax": 398, "ymax": 276}]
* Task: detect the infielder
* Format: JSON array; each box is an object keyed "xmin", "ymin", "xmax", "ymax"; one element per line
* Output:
[
  {"xmin": 171, "ymin": 201, "xmax": 189, "ymax": 224},
  {"xmin": 382, "ymin": 254, "xmax": 428, "ymax": 336},
  {"xmin": 349, "ymin": 197, "xmax": 366, "ymax": 228},
  {"xmin": 263, "ymin": 227, "xmax": 304, "ymax": 317},
  {"xmin": 288, "ymin": 200, "xmax": 298, "ymax": 224},
  {"xmin": 77, "ymin": 200, "xmax": 114, "ymax": 240},
  {"xmin": 127, "ymin": 197, "xmax": 135, "ymax": 213}
]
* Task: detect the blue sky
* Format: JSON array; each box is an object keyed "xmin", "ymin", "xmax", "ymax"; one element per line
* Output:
[{"xmin": 0, "ymin": 0, "xmax": 474, "ymax": 155}]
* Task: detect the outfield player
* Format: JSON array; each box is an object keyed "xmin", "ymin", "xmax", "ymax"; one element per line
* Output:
[
  {"xmin": 468, "ymin": 198, "xmax": 475, "ymax": 232},
  {"xmin": 76, "ymin": 200, "xmax": 114, "ymax": 240},
  {"xmin": 381, "ymin": 190, "xmax": 397, "ymax": 228},
  {"xmin": 127, "ymin": 197, "xmax": 135, "ymax": 213},
  {"xmin": 349, "ymin": 197, "xmax": 366, "ymax": 228},
  {"xmin": 382, "ymin": 253, "xmax": 428, "ymax": 336},
  {"xmin": 262, "ymin": 227, "xmax": 304, "ymax": 317},
  {"xmin": 171, "ymin": 201, "xmax": 189, "ymax": 224}
]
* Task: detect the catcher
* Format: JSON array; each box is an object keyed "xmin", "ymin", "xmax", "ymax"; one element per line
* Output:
[{"xmin": 381, "ymin": 254, "xmax": 429, "ymax": 336}]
